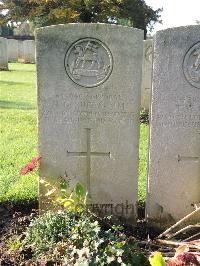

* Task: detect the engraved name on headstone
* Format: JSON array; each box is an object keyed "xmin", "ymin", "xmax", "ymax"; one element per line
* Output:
[
  {"xmin": 147, "ymin": 26, "xmax": 200, "ymax": 225},
  {"xmin": 36, "ymin": 24, "xmax": 143, "ymax": 221}
]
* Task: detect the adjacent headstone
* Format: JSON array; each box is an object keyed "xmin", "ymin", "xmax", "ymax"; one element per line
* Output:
[
  {"xmin": 147, "ymin": 26, "xmax": 200, "ymax": 226},
  {"xmin": 0, "ymin": 37, "xmax": 8, "ymax": 71},
  {"xmin": 7, "ymin": 39, "xmax": 18, "ymax": 61},
  {"xmin": 141, "ymin": 39, "xmax": 153, "ymax": 110},
  {"xmin": 36, "ymin": 23, "xmax": 143, "ymax": 221},
  {"xmin": 23, "ymin": 40, "xmax": 35, "ymax": 63}
]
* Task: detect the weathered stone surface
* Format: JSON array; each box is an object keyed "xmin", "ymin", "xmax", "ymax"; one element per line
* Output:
[
  {"xmin": 7, "ymin": 39, "xmax": 18, "ymax": 62},
  {"xmin": 0, "ymin": 37, "xmax": 8, "ymax": 71},
  {"xmin": 141, "ymin": 39, "xmax": 153, "ymax": 110},
  {"xmin": 147, "ymin": 26, "xmax": 200, "ymax": 226},
  {"xmin": 23, "ymin": 40, "xmax": 35, "ymax": 63},
  {"xmin": 36, "ymin": 23, "xmax": 143, "ymax": 221}
]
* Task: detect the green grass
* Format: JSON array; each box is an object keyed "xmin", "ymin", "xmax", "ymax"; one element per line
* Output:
[
  {"xmin": 0, "ymin": 63, "xmax": 38, "ymax": 202},
  {"xmin": 0, "ymin": 63, "xmax": 149, "ymax": 203},
  {"xmin": 138, "ymin": 124, "xmax": 149, "ymax": 202}
]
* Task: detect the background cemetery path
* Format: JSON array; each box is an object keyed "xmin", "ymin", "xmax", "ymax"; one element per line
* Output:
[{"xmin": 0, "ymin": 63, "xmax": 148, "ymax": 204}]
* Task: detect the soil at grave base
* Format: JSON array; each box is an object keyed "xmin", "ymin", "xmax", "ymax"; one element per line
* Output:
[
  {"xmin": 0, "ymin": 201, "xmax": 161, "ymax": 265},
  {"xmin": 0, "ymin": 201, "xmax": 38, "ymax": 265}
]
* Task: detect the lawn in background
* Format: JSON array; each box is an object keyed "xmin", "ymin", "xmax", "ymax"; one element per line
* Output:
[
  {"xmin": 0, "ymin": 63, "xmax": 38, "ymax": 202},
  {"xmin": 0, "ymin": 63, "xmax": 149, "ymax": 203}
]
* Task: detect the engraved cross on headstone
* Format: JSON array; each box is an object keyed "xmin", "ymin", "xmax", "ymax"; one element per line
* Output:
[
  {"xmin": 177, "ymin": 154, "xmax": 199, "ymax": 163},
  {"xmin": 177, "ymin": 132, "xmax": 200, "ymax": 164},
  {"xmin": 67, "ymin": 128, "xmax": 111, "ymax": 195},
  {"xmin": 177, "ymin": 153, "xmax": 200, "ymax": 183}
]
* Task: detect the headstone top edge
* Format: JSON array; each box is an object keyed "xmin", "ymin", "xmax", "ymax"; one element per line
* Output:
[
  {"xmin": 143, "ymin": 39, "xmax": 153, "ymax": 43},
  {"xmin": 154, "ymin": 24, "xmax": 200, "ymax": 35},
  {"xmin": 24, "ymin": 39, "xmax": 35, "ymax": 42},
  {"xmin": 35, "ymin": 23, "xmax": 144, "ymax": 35}
]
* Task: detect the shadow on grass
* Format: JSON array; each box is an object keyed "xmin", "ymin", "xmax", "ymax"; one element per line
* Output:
[
  {"xmin": 0, "ymin": 81, "xmax": 34, "ymax": 86},
  {"xmin": 0, "ymin": 100, "xmax": 36, "ymax": 110},
  {"xmin": 8, "ymin": 66, "xmax": 36, "ymax": 73},
  {"xmin": 10, "ymin": 69, "xmax": 36, "ymax": 73}
]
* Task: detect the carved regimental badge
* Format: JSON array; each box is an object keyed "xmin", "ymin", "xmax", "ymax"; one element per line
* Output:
[
  {"xmin": 183, "ymin": 42, "xmax": 200, "ymax": 89},
  {"xmin": 65, "ymin": 38, "xmax": 113, "ymax": 87}
]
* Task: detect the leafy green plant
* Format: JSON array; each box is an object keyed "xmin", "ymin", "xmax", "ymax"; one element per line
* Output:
[
  {"xmin": 40, "ymin": 176, "xmax": 88, "ymax": 212},
  {"xmin": 140, "ymin": 110, "xmax": 149, "ymax": 124},
  {"xmin": 7, "ymin": 236, "xmax": 22, "ymax": 252},
  {"xmin": 21, "ymin": 169, "xmax": 151, "ymax": 264},
  {"xmin": 57, "ymin": 179, "xmax": 87, "ymax": 211},
  {"xmin": 23, "ymin": 211, "xmax": 151, "ymax": 265},
  {"xmin": 23, "ymin": 211, "xmax": 79, "ymax": 257},
  {"xmin": 149, "ymin": 252, "xmax": 166, "ymax": 266}
]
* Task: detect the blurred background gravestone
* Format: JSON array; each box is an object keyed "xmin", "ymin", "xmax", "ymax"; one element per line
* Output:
[
  {"xmin": 18, "ymin": 40, "xmax": 24, "ymax": 63},
  {"xmin": 23, "ymin": 40, "xmax": 35, "ymax": 63},
  {"xmin": 0, "ymin": 37, "xmax": 8, "ymax": 71},
  {"xmin": 7, "ymin": 39, "xmax": 18, "ymax": 62}
]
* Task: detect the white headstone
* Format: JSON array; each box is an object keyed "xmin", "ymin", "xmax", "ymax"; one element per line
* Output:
[
  {"xmin": 141, "ymin": 39, "xmax": 153, "ymax": 110},
  {"xmin": 23, "ymin": 40, "xmax": 35, "ymax": 63},
  {"xmin": 18, "ymin": 40, "xmax": 24, "ymax": 63},
  {"xmin": 7, "ymin": 39, "xmax": 18, "ymax": 61},
  {"xmin": 0, "ymin": 37, "xmax": 8, "ymax": 70},
  {"xmin": 147, "ymin": 26, "xmax": 200, "ymax": 226},
  {"xmin": 36, "ymin": 23, "xmax": 143, "ymax": 221}
]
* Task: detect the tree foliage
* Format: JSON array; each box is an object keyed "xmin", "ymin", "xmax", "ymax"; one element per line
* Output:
[
  {"xmin": 0, "ymin": 0, "xmax": 162, "ymax": 36},
  {"xmin": 13, "ymin": 21, "xmax": 35, "ymax": 36},
  {"xmin": 0, "ymin": 24, "xmax": 14, "ymax": 35}
]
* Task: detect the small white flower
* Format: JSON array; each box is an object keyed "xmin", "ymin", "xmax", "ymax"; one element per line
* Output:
[
  {"xmin": 83, "ymin": 240, "xmax": 89, "ymax": 247},
  {"xmin": 117, "ymin": 256, "xmax": 122, "ymax": 263},
  {"xmin": 107, "ymin": 256, "xmax": 115, "ymax": 263}
]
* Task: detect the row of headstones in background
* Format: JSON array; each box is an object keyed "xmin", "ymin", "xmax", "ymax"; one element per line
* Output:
[
  {"xmin": 0, "ymin": 38, "xmax": 35, "ymax": 64},
  {"xmin": 18, "ymin": 40, "xmax": 35, "ymax": 63},
  {"xmin": 0, "ymin": 37, "xmax": 8, "ymax": 70},
  {"xmin": 7, "ymin": 38, "xmax": 35, "ymax": 63}
]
